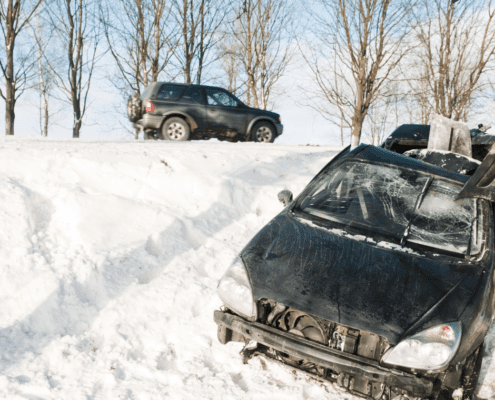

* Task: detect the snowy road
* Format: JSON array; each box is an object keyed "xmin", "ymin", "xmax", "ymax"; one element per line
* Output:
[{"xmin": 1, "ymin": 137, "xmax": 495, "ymax": 399}]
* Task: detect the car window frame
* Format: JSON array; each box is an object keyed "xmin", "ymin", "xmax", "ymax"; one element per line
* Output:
[
  {"xmin": 178, "ymin": 86, "xmax": 205, "ymax": 105},
  {"xmin": 205, "ymin": 88, "xmax": 239, "ymax": 108}
]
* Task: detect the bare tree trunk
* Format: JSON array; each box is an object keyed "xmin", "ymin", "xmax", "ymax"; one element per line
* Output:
[
  {"xmin": 302, "ymin": 0, "xmax": 412, "ymax": 147},
  {"xmin": 5, "ymin": 56, "xmax": 15, "ymax": 136},
  {"xmin": 0, "ymin": 0, "xmax": 43, "ymax": 136},
  {"xmin": 33, "ymin": 10, "xmax": 51, "ymax": 137},
  {"xmin": 38, "ymin": 53, "xmax": 49, "ymax": 136},
  {"xmin": 172, "ymin": 0, "xmax": 227, "ymax": 84},
  {"xmin": 411, "ymin": 0, "xmax": 495, "ymax": 121},
  {"xmin": 234, "ymin": 0, "xmax": 292, "ymax": 110},
  {"xmin": 48, "ymin": 0, "xmax": 99, "ymax": 139}
]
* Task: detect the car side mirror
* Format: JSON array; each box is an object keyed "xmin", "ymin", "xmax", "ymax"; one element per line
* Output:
[{"xmin": 278, "ymin": 190, "xmax": 293, "ymax": 207}]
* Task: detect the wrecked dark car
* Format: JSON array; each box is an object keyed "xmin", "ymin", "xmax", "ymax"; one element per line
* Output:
[{"xmin": 214, "ymin": 120, "xmax": 495, "ymax": 400}]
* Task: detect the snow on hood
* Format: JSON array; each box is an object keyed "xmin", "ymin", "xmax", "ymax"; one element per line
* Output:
[{"xmin": 242, "ymin": 213, "xmax": 482, "ymax": 344}]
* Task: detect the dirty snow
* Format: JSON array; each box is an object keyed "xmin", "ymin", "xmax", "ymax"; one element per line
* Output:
[{"xmin": 1, "ymin": 137, "xmax": 495, "ymax": 400}]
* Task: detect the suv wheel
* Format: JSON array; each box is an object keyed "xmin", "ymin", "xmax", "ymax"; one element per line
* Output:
[
  {"xmin": 161, "ymin": 117, "xmax": 190, "ymax": 141},
  {"xmin": 127, "ymin": 93, "xmax": 142, "ymax": 122},
  {"xmin": 251, "ymin": 121, "xmax": 275, "ymax": 143}
]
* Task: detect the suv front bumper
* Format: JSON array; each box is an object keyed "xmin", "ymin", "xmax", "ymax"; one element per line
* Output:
[
  {"xmin": 276, "ymin": 123, "xmax": 283, "ymax": 137},
  {"xmin": 214, "ymin": 310, "xmax": 434, "ymax": 398}
]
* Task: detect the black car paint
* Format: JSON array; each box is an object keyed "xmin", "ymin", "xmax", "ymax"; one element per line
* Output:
[
  {"xmin": 382, "ymin": 123, "xmax": 495, "ymax": 162},
  {"xmin": 239, "ymin": 146, "xmax": 494, "ymax": 366},
  {"xmin": 136, "ymin": 82, "xmax": 282, "ymax": 141}
]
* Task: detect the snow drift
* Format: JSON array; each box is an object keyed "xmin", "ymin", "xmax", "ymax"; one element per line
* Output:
[{"xmin": 1, "ymin": 137, "xmax": 495, "ymax": 400}]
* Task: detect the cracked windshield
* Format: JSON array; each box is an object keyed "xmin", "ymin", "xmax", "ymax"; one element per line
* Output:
[{"xmin": 298, "ymin": 162, "xmax": 480, "ymax": 254}]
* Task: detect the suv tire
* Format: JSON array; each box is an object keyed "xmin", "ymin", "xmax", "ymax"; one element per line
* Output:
[
  {"xmin": 251, "ymin": 121, "xmax": 275, "ymax": 143},
  {"xmin": 127, "ymin": 93, "xmax": 142, "ymax": 122},
  {"xmin": 161, "ymin": 117, "xmax": 190, "ymax": 141}
]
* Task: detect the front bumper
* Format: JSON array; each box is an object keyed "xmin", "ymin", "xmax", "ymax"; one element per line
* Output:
[
  {"xmin": 275, "ymin": 123, "xmax": 283, "ymax": 137},
  {"xmin": 214, "ymin": 310, "xmax": 434, "ymax": 398}
]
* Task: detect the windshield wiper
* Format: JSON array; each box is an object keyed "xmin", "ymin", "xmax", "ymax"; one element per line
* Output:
[{"xmin": 400, "ymin": 177, "xmax": 433, "ymax": 246}]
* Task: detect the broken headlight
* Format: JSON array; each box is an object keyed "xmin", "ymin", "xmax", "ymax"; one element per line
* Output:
[
  {"xmin": 217, "ymin": 257, "xmax": 257, "ymax": 321},
  {"xmin": 381, "ymin": 322, "xmax": 462, "ymax": 371}
]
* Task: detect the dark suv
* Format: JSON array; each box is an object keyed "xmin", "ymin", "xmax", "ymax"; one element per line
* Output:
[{"xmin": 127, "ymin": 82, "xmax": 283, "ymax": 142}]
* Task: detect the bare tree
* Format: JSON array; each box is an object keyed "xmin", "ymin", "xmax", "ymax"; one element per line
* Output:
[
  {"xmin": 411, "ymin": 0, "xmax": 495, "ymax": 121},
  {"xmin": 171, "ymin": 0, "xmax": 227, "ymax": 84},
  {"xmin": 31, "ymin": 8, "xmax": 57, "ymax": 136},
  {"xmin": 232, "ymin": 0, "xmax": 293, "ymax": 110},
  {"xmin": 102, "ymin": 0, "xmax": 177, "ymax": 95},
  {"xmin": 218, "ymin": 33, "xmax": 243, "ymax": 96},
  {"xmin": 303, "ymin": 0, "xmax": 413, "ymax": 147},
  {"xmin": 363, "ymin": 83, "xmax": 400, "ymax": 145},
  {"xmin": 401, "ymin": 64, "xmax": 433, "ymax": 125},
  {"xmin": 48, "ymin": 0, "xmax": 100, "ymax": 138},
  {"xmin": 0, "ymin": 0, "xmax": 44, "ymax": 135}
]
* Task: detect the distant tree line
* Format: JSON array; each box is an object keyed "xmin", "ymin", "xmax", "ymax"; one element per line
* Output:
[
  {"xmin": 304, "ymin": 0, "xmax": 495, "ymax": 146},
  {"xmin": 1, "ymin": 0, "xmax": 494, "ymax": 145}
]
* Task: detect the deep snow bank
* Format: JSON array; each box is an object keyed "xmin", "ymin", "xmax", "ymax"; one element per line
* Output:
[
  {"xmin": 1, "ymin": 137, "xmax": 495, "ymax": 400},
  {"xmin": 0, "ymin": 137, "xmax": 343, "ymax": 400}
]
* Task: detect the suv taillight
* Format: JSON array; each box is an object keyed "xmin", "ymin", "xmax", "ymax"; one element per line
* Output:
[{"xmin": 146, "ymin": 101, "xmax": 155, "ymax": 113}]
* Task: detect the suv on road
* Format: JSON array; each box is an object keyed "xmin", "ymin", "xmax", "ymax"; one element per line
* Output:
[{"xmin": 127, "ymin": 82, "xmax": 283, "ymax": 142}]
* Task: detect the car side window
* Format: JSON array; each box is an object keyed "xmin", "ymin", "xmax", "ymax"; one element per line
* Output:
[
  {"xmin": 205, "ymin": 88, "xmax": 238, "ymax": 107},
  {"xmin": 180, "ymin": 87, "xmax": 204, "ymax": 104},
  {"xmin": 157, "ymin": 84, "xmax": 184, "ymax": 101}
]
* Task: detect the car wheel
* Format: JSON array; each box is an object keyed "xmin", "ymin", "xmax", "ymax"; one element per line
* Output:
[
  {"xmin": 161, "ymin": 117, "xmax": 190, "ymax": 141},
  {"xmin": 251, "ymin": 121, "xmax": 275, "ymax": 143},
  {"xmin": 127, "ymin": 93, "xmax": 142, "ymax": 122}
]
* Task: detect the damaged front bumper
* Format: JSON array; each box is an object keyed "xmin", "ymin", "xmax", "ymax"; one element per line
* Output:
[{"xmin": 214, "ymin": 310, "xmax": 434, "ymax": 398}]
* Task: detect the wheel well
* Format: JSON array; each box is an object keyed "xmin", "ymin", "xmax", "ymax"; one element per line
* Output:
[
  {"xmin": 161, "ymin": 114, "xmax": 196, "ymax": 131},
  {"xmin": 250, "ymin": 119, "xmax": 276, "ymax": 136}
]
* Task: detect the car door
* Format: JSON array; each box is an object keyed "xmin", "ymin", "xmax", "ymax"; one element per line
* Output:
[
  {"xmin": 176, "ymin": 86, "xmax": 206, "ymax": 131},
  {"xmin": 204, "ymin": 88, "xmax": 249, "ymax": 134}
]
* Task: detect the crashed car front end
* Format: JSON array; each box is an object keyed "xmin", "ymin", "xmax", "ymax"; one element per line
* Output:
[{"xmin": 214, "ymin": 145, "xmax": 495, "ymax": 400}]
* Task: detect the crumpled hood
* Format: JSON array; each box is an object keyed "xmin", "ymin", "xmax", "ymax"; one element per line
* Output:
[{"xmin": 241, "ymin": 213, "xmax": 484, "ymax": 344}]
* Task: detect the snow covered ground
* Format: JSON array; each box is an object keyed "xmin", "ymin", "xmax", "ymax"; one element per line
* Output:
[{"xmin": 1, "ymin": 136, "xmax": 495, "ymax": 400}]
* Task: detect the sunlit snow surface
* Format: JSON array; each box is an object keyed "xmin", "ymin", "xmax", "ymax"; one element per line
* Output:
[{"xmin": 1, "ymin": 137, "xmax": 495, "ymax": 400}]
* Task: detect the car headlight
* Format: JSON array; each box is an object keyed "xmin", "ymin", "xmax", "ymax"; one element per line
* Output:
[
  {"xmin": 217, "ymin": 257, "xmax": 257, "ymax": 321},
  {"xmin": 381, "ymin": 322, "xmax": 462, "ymax": 371}
]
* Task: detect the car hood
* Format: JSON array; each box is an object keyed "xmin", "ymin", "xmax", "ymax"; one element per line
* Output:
[{"xmin": 241, "ymin": 213, "xmax": 484, "ymax": 344}]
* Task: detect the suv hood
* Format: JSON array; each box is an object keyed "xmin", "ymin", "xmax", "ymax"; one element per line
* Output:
[{"xmin": 241, "ymin": 213, "xmax": 484, "ymax": 344}]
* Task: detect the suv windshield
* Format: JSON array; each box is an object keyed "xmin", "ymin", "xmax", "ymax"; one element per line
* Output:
[{"xmin": 298, "ymin": 161, "xmax": 481, "ymax": 255}]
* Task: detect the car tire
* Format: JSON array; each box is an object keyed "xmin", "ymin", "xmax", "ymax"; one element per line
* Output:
[
  {"xmin": 161, "ymin": 117, "xmax": 190, "ymax": 141},
  {"xmin": 127, "ymin": 93, "xmax": 142, "ymax": 122},
  {"xmin": 251, "ymin": 121, "xmax": 276, "ymax": 143}
]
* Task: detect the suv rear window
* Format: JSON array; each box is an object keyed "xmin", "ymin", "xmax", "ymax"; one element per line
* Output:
[{"xmin": 157, "ymin": 84, "xmax": 185, "ymax": 101}]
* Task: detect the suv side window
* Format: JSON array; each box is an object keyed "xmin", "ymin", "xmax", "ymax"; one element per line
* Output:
[
  {"xmin": 205, "ymin": 88, "xmax": 238, "ymax": 107},
  {"xmin": 180, "ymin": 87, "xmax": 204, "ymax": 104},
  {"xmin": 157, "ymin": 84, "xmax": 184, "ymax": 101}
]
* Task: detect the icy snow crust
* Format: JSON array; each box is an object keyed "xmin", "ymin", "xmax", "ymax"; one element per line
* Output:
[{"xmin": 1, "ymin": 137, "xmax": 495, "ymax": 399}]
